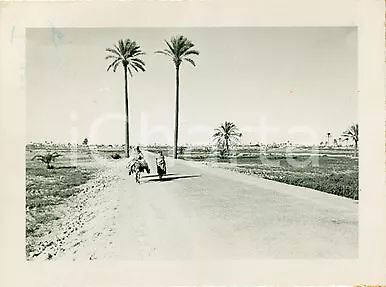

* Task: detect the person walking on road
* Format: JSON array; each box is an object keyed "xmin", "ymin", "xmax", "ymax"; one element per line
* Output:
[
  {"xmin": 155, "ymin": 151, "xmax": 167, "ymax": 180},
  {"xmin": 127, "ymin": 146, "xmax": 145, "ymax": 175}
]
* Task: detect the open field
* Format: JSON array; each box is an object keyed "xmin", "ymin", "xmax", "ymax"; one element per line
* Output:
[
  {"xmin": 25, "ymin": 147, "xmax": 107, "ymax": 257},
  {"xmin": 147, "ymin": 146, "xmax": 359, "ymax": 200}
]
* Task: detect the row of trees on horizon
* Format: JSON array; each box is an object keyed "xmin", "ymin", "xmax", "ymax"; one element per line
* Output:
[
  {"xmin": 212, "ymin": 122, "xmax": 359, "ymax": 157},
  {"xmin": 28, "ymin": 122, "xmax": 358, "ymax": 155},
  {"xmin": 27, "ymin": 138, "xmax": 359, "ymax": 149}
]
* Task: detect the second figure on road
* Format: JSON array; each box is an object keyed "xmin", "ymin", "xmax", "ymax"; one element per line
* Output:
[{"xmin": 156, "ymin": 151, "xmax": 167, "ymax": 180}]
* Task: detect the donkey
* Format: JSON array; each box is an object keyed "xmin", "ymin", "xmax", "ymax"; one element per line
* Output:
[{"xmin": 129, "ymin": 159, "xmax": 150, "ymax": 184}]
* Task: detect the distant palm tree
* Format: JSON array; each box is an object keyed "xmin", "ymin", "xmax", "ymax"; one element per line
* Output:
[
  {"xmin": 342, "ymin": 123, "xmax": 359, "ymax": 156},
  {"xmin": 327, "ymin": 132, "xmax": 331, "ymax": 146},
  {"xmin": 212, "ymin": 122, "xmax": 242, "ymax": 155},
  {"xmin": 155, "ymin": 35, "xmax": 199, "ymax": 159},
  {"xmin": 105, "ymin": 39, "xmax": 146, "ymax": 158}
]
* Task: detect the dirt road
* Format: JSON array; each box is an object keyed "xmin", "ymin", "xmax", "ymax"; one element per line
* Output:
[{"xmin": 31, "ymin": 151, "xmax": 358, "ymax": 260}]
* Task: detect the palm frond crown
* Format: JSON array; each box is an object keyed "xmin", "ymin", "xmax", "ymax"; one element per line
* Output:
[
  {"xmin": 155, "ymin": 35, "xmax": 199, "ymax": 68},
  {"xmin": 105, "ymin": 39, "xmax": 146, "ymax": 76},
  {"xmin": 341, "ymin": 123, "xmax": 359, "ymax": 142},
  {"xmin": 32, "ymin": 151, "xmax": 61, "ymax": 168},
  {"xmin": 212, "ymin": 121, "xmax": 242, "ymax": 148}
]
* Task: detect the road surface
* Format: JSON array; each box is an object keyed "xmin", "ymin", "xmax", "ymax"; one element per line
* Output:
[{"xmin": 32, "ymin": 151, "xmax": 358, "ymax": 260}]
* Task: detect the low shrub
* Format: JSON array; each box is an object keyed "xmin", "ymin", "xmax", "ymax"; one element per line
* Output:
[{"xmin": 111, "ymin": 153, "xmax": 121, "ymax": 159}]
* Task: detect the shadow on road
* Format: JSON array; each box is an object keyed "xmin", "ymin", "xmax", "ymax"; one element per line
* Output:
[
  {"xmin": 141, "ymin": 173, "xmax": 177, "ymax": 178},
  {"xmin": 146, "ymin": 174, "xmax": 201, "ymax": 182}
]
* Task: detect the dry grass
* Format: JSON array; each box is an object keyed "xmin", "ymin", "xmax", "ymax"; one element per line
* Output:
[{"xmin": 25, "ymin": 148, "xmax": 101, "ymax": 256}]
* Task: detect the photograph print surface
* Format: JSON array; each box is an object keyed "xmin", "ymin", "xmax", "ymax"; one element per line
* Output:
[{"xmin": 25, "ymin": 27, "xmax": 358, "ymax": 260}]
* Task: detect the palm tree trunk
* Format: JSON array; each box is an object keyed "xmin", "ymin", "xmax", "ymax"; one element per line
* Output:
[
  {"xmin": 355, "ymin": 140, "xmax": 358, "ymax": 157},
  {"xmin": 173, "ymin": 66, "xmax": 180, "ymax": 159},
  {"xmin": 124, "ymin": 65, "xmax": 130, "ymax": 158}
]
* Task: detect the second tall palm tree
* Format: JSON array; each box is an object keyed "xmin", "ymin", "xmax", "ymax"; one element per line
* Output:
[
  {"xmin": 155, "ymin": 35, "xmax": 199, "ymax": 159},
  {"xmin": 105, "ymin": 39, "xmax": 146, "ymax": 158}
]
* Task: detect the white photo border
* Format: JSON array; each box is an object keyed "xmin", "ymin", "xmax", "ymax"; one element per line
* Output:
[{"xmin": 0, "ymin": 0, "xmax": 385, "ymax": 286}]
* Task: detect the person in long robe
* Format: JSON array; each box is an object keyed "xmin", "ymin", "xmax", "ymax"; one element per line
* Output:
[
  {"xmin": 155, "ymin": 151, "xmax": 166, "ymax": 179},
  {"xmin": 127, "ymin": 146, "xmax": 145, "ymax": 175}
]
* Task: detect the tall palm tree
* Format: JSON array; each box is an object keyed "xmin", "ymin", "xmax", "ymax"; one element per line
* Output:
[
  {"xmin": 342, "ymin": 123, "xmax": 359, "ymax": 156},
  {"xmin": 105, "ymin": 39, "xmax": 146, "ymax": 158},
  {"xmin": 212, "ymin": 121, "xmax": 242, "ymax": 155},
  {"xmin": 155, "ymin": 35, "xmax": 199, "ymax": 159}
]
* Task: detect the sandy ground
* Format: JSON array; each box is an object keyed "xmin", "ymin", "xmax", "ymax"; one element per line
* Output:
[{"xmin": 30, "ymin": 152, "xmax": 358, "ymax": 260}]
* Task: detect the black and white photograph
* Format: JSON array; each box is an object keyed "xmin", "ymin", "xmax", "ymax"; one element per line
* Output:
[
  {"xmin": 0, "ymin": 1, "xmax": 385, "ymax": 286},
  {"xmin": 25, "ymin": 27, "xmax": 359, "ymax": 260}
]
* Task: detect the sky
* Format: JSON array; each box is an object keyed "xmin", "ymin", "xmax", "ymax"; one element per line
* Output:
[{"xmin": 26, "ymin": 27, "xmax": 357, "ymax": 145}]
